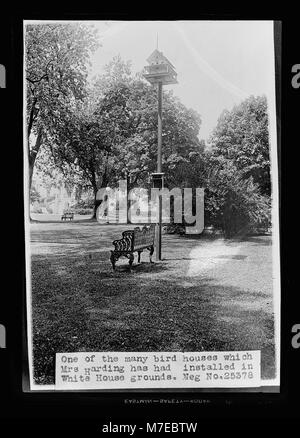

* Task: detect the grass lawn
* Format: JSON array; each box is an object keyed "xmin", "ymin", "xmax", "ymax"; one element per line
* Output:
[{"xmin": 29, "ymin": 215, "xmax": 276, "ymax": 385}]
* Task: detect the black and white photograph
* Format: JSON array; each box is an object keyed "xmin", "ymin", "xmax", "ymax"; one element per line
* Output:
[{"xmin": 24, "ymin": 20, "xmax": 280, "ymax": 391}]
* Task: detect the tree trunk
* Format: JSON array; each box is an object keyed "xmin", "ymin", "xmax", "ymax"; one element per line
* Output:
[
  {"xmin": 92, "ymin": 171, "xmax": 110, "ymax": 219},
  {"xmin": 92, "ymin": 185, "xmax": 98, "ymax": 219},
  {"xmin": 29, "ymin": 161, "xmax": 34, "ymax": 192},
  {"xmin": 28, "ymin": 128, "xmax": 43, "ymax": 190},
  {"xmin": 28, "ymin": 128, "xmax": 43, "ymax": 221}
]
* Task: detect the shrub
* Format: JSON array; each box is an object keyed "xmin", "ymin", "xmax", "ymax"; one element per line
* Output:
[
  {"xmin": 75, "ymin": 208, "xmax": 93, "ymax": 215},
  {"xmin": 204, "ymin": 157, "xmax": 271, "ymax": 238}
]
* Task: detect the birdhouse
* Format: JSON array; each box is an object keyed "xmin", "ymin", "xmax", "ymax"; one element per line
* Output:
[
  {"xmin": 151, "ymin": 172, "xmax": 165, "ymax": 189},
  {"xmin": 143, "ymin": 49, "xmax": 177, "ymax": 85}
]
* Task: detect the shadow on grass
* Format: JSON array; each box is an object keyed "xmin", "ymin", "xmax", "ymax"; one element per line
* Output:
[
  {"xmin": 239, "ymin": 236, "xmax": 272, "ymax": 246},
  {"xmin": 225, "ymin": 235, "xmax": 272, "ymax": 246},
  {"xmin": 164, "ymin": 255, "xmax": 248, "ymax": 261},
  {"xmin": 30, "ymin": 223, "xmax": 275, "ymax": 385},
  {"xmin": 98, "ymin": 262, "xmax": 170, "ymax": 276},
  {"xmin": 30, "ymin": 218, "xmax": 95, "ymax": 224},
  {"xmin": 31, "ymin": 252, "xmax": 275, "ymax": 385}
]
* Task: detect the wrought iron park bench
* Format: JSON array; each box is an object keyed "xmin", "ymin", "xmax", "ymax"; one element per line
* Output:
[{"xmin": 110, "ymin": 224, "xmax": 155, "ymax": 270}]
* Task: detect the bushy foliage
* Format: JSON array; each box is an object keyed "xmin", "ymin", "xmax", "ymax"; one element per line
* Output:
[
  {"xmin": 70, "ymin": 198, "xmax": 94, "ymax": 214},
  {"xmin": 209, "ymin": 95, "xmax": 271, "ymax": 195},
  {"xmin": 165, "ymin": 139, "xmax": 271, "ymax": 237},
  {"xmin": 204, "ymin": 156, "xmax": 271, "ymax": 237}
]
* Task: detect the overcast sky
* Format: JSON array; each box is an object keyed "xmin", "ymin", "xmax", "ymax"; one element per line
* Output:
[{"xmin": 89, "ymin": 20, "xmax": 275, "ymax": 142}]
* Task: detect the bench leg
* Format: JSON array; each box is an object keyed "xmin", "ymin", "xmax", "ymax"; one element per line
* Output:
[
  {"xmin": 148, "ymin": 245, "xmax": 154, "ymax": 263},
  {"xmin": 128, "ymin": 253, "xmax": 134, "ymax": 270},
  {"xmin": 110, "ymin": 251, "xmax": 117, "ymax": 270}
]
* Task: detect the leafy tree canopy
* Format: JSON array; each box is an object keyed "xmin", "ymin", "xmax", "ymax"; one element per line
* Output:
[
  {"xmin": 26, "ymin": 22, "xmax": 99, "ymax": 190},
  {"xmin": 46, "ymin": 57, "xmax": 203, "ymax": 216},
  {"xmin": 209, "ymin": 95, "xmax": 270, "ymax": 195}
]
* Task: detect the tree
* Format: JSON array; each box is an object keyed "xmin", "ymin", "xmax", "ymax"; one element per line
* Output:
[
  {"xmin": 203, "ymin": 155, "xmax": 271, "ymax": 237},
  {"xmin": 25, "ymin": 23, "xmax": 99, "ymax": 191},
  {"xmin": 47, "ymin": 101, "xmax": 115, "ymax": 217},
  {"xmin": 209, "ymin": 95, "xmax": 271, "ymax": 195},
  {"xmin": 47, "ymin": 57, "xmax": 203, "ymax": 217},
  {"xmin": 30, "ymin": 185, "xmax": 41, "ymax": 204},
  {"xmin": 164, "ymin": 143, "xmax": 271, "ymax": 237},
  {"xmin": 33, "ymin": 145, "xmax": 88, "ymax": 200}
]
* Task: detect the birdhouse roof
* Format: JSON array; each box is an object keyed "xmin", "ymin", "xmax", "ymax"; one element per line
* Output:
[{"xmin": 146, "ymin": 49, "xmax": 176, "ymax": 69}]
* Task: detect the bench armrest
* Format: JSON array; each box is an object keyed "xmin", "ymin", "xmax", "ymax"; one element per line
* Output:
[{"xmin": 112, "ymin": 230, "xmax": 134, "ymax": 252}]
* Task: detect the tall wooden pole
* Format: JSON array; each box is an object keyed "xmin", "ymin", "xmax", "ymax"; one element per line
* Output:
[
  {"xmin": 156, "ymin": 81, "xmax": 163, "ymax": 261},
  {"xmin": 157, "ymin": 81, "xmax": 162, "ymax": 173}
]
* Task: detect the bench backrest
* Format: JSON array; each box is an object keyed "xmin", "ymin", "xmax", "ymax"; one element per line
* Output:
[
  {"xmin": 133, "ymin": 224, "xmax": 155, "ymax": 250},
  {"xmin": 112, "ymin": 224, "xmax": 155, "ymax": 253}
]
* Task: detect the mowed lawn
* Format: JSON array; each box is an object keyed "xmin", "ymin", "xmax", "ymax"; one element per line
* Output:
[{"xmin": 30, "ymin": 215, "xmax": 276, "ymax": 385}]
